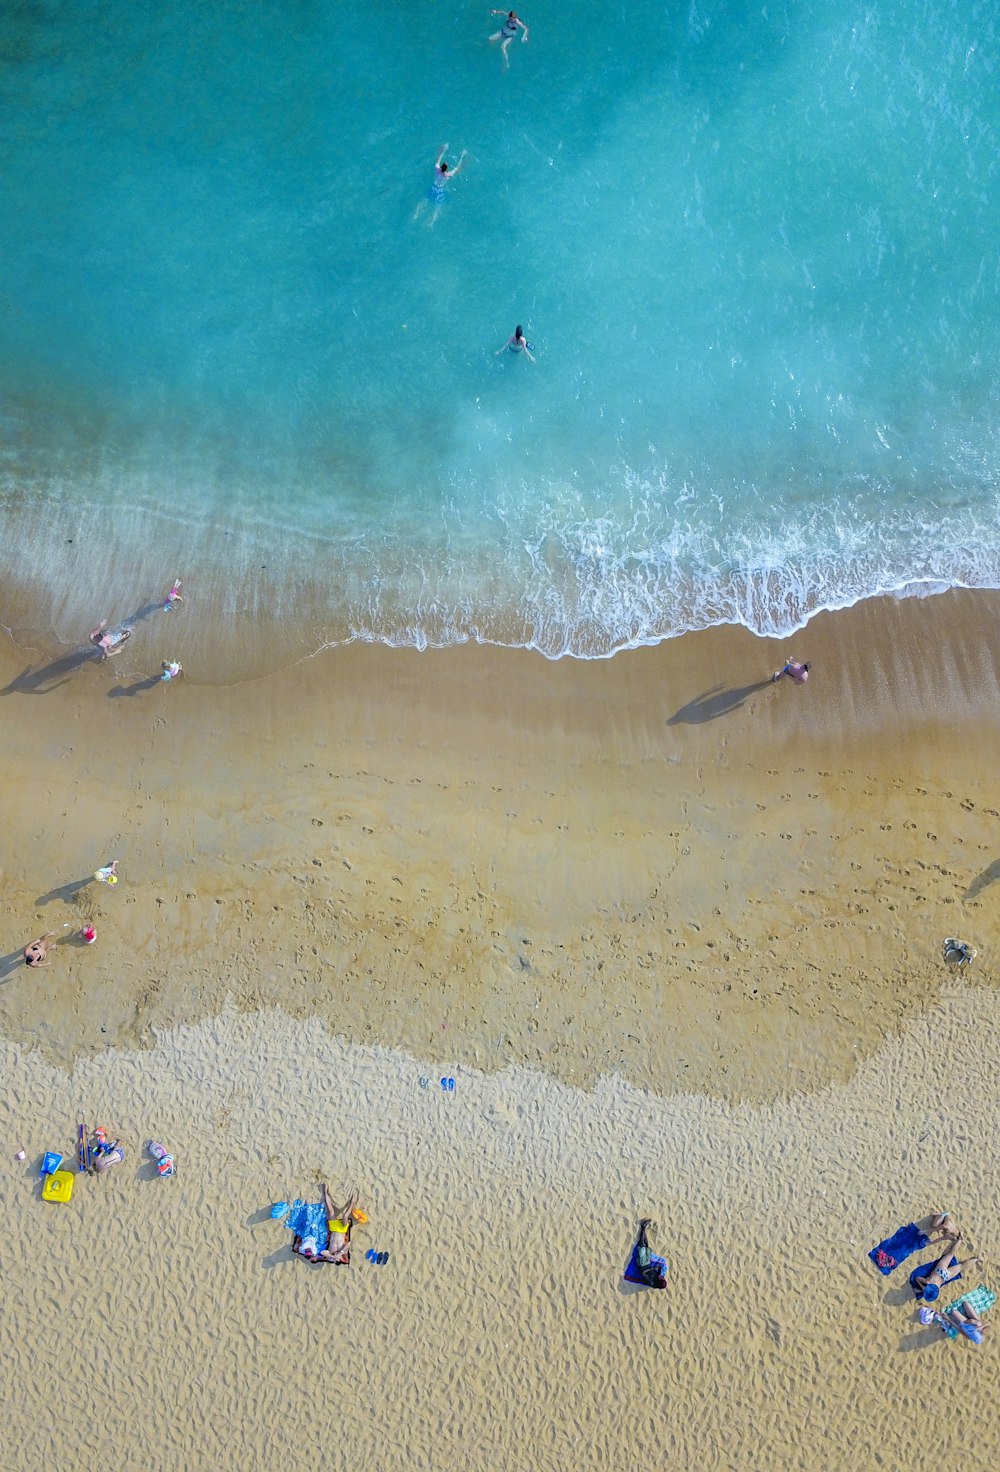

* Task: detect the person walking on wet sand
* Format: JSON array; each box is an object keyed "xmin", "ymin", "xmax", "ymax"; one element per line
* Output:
[
  {"xmin": 23, "ymin": 932, "xmax": 56, "ymax": 968},
  {"xmin": 772, "ymin": 656, "xmax": 809, "ymax": 684}
]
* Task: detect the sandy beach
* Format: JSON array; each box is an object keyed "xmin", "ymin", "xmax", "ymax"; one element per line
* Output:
[{"xmin": 1, "ymin": 588, "xmax": 999, "ymax": 1469}]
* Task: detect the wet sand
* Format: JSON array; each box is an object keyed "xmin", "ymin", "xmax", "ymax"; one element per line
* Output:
[{"xmin": 0, "ymin": 588, "xmax": 999, "ymax": 1468}]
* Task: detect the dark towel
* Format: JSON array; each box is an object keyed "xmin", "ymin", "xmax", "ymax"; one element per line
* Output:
[
  {"xmin": 624, "ymin": 1243, "xmax": 668, "ymax": 1287},
  {"xmin": 869, "ymin": 1222, "xmax": 930, "ymax": 1275}
]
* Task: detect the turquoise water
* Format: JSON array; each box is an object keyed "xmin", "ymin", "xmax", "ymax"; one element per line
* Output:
[{"xmin": 1, "ymin": 0, "xmax": 998, "ymax": 659}]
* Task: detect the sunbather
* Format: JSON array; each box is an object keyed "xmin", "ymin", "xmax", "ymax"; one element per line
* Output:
[
  {"xmin": 910, "ymin": 1243, "xmax": 982, "ymax": 1301},
  {"xmin": 292, "ymin": 1185, "xmax": 358, "ymax": 1265},
  {"xmin": 946, "ymin": 1301, "xmax": 990, "ymax": 1346},
  {"xmin": 627, "ymin": 1218, "xmax": 668, "ymax": 1289},
  {"xmin": 927, "ymin": 1212, "xmax": 962, "ymax": 1246}
]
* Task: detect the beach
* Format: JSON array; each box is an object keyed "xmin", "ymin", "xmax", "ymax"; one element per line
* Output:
[{"xmin": 1, "ymin": 589, "xmax": 999, "ymax": 1469}]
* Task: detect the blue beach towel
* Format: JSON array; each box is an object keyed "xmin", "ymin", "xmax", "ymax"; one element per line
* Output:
[
  {"xmin": 284, "ymin": 1200, "xmax": 329, "ymax": 1253},
  {"xmin": 623, "ymin": 1243, "xmax": 668, "ymax": 1286},
  {"xmin": 909, "ymin": 1255, "xmax": 959, "ymax": 1301},
  {"xmin": 869, "ymin": 1222, "xmax": 929, "ymax": 1275}
]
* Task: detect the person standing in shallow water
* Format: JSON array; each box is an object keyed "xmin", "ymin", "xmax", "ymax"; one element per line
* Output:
[
  {"xmin": 495, "ymin": 325, "xmax": 535, "ymax": 362},
  {"xmin": 413, "ymin": 143, "xmax": 467, "ymax": 227}
]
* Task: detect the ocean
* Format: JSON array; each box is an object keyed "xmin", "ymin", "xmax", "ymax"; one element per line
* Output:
[{"xmin": 1, "ymin": 0, "xmax": 997, "ymax": 665}]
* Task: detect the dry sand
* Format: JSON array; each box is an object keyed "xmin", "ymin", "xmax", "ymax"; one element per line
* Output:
[
  {"xmin": 0, "ymin": 996, "xmax": 997, "ymax": 1472},
  {"xmin": 0, "ymin": 588, "xmax": 999, "ymax": 1468}
]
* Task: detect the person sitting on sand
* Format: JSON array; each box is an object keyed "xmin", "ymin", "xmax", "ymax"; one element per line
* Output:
[
  {"xmin": 23, "ymin": 932, "xmax": 55, "ymax": 968},
  {"xmin": 927, "ymin": 1212, "xmax": 963, "ymax": 1246},
  {"xmin": 89, "ymin": 1134, "xmax": 125, "ymax": 1173},
  {"xmin": 909, "ymin": 1241, "xmax": 982, "ymax": 1302},
  {"xmin": 772, "ymin": 657, "xmax": 809, "ymax": 684},
  {"xmin": 292, "ymin": 1185, "xmax": 359, "ymax": 1265},
  {"xmin": 626, "ymin": 1218, "xmax": 668, "ymax": 1289},
  {"xmin": 89, "ymin": 621, "xmax": 133, "ymax": 660}
]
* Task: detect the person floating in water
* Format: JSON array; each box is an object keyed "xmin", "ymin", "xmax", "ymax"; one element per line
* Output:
[
  {"xmin": 489, "ymin": 9, "xmax": 529, "ymax": 69},
  {"xmin": 89, "ymin": 620, "xmax": 133, "ymax": 660},
  {"xmin": 413, "ymin": 143, "xmax": 467, "ymax": 227},
  {"xmin": 772, "ymin": 657, "xmax": 809, "ymax": 684},
  {"xmin": 495, "ymin": 325, "xmax": 535, "ymax": 362},
  {"xmin": 162, "ymin": 578, "xmax": 183, "ymax": 612}
]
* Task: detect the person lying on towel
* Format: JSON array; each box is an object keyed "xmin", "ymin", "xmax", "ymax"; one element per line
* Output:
[
  {"xmin": 910, "ymin": 1242, "xmax": 982, "ymax": 1302},
  {"xmin": 624, "ymin": 1219, "xmax": 668, "ymax": 1290}
]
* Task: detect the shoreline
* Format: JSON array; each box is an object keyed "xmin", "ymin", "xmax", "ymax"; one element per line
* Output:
[{"xmin": 2, "ymin": 587, "xmax": 998, "ymax": 1102}]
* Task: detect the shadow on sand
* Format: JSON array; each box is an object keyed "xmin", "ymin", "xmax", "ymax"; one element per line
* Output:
[
  {"xmin": 108, "ymin": 675, "xmax": 162, "ymax": 699},
  {"xmin": 35, "ymin": 875, "xmax": 95, "ymax": 907},
  {"xmin": 0, "ymin": 650, "xmax": 96, "ymax": 696},
  {"xmin": 965, "ymin": 860, "xmax": 1000, "ymax": 902},
  {"xmin": 667, "ymin": 679, "xmax": 773, "ymax": 726},
  {"xmin": 0, "ymin": 949, "xmax": 26, "ymax": 983}
]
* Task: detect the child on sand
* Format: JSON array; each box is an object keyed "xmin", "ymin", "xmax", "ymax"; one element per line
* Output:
[
  {"xmin": 161, "ymin": 660, "xmax": 183, "ymax": 681},
  {"xmin": 162, "ymin": 578, "xmax": 183, "ymax": 612}
]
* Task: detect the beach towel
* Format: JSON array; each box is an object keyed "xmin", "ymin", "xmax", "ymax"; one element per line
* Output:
[
  {"xmin": 909, "ymin": 1255, "xmax": 959, "ymax": 1300},
  {"xmin": 869, "ymin": 1222, "xmax": 929, "ymax": 1275},
  {"xmin": 284, "ymin": 1200, "xmax": 330, "ymax": 1254},
  {"xmin": 623, "ymin": 1243, "xmax": 668, "ymax": 1286},
  {"xmin": 940, "ymin": 1284, "xmax": 996, "ymax": 1341}
]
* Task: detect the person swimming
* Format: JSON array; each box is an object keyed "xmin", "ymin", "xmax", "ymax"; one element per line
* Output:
[
  {"xmin": 494, "ymin": 325, "xmax": 535, "ymax": 362},
  {"xmin": 489, "ymin": 9, "xmax": 529, "ymax": 69},
  {"xmin": 413, "ymin": 143, "xmax": 467, "ymax": 226}
]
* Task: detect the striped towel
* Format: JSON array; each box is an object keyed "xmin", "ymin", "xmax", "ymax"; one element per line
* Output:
[{"xmin": 940, "ymin": 1284, "xmax": 995, "ymax": 1340}]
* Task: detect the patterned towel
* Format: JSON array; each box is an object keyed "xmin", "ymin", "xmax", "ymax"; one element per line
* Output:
[
  {"xmin": 284, "ymin": 1200, "xmax": 329, "ymax": 1253},
  {"xmin": 940, "ymin": 1284, "xmax": 995, "ymax": 1340}
]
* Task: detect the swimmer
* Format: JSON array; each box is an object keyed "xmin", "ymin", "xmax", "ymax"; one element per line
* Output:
[
  {"xmin": 89, "ymin": 620, "xmax": 133, "ymax": 660},
  {"xmin": 160, "ymin": 660, "xmax": 183, "ymax": 682},
  {"xmin": 495, "ymin": 325, "xmax": 535, "ymax": 362},
  {"xmin": 23, "ymin": 932, "xmax": 56, "ymax": 968},
  {"xmin": 413, "ymin": 143, "xmax": 467, "ymax": 227},
  {"xmin": 489, "ymin": 9, "xmax": 529, "ymax": 69},
  {"xmin": 163, "ymin": 578, "xmax": 183, "ymax": 612},
  {"xmin": 772, "ymin": 657, "xmax": 809, "ymax": 684}
]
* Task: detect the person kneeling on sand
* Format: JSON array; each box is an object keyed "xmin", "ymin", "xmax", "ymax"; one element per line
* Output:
[
  {"xmin": 293, "ymin": 1185, "xmax": 359, "ymax": 1265},
  {"xmin": 772, "ymin": 657, "xmax": 809, "ymax": 684}
]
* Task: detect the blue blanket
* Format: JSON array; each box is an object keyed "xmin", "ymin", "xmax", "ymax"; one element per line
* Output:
[
  {"xmin": 869, "ymin": 1222, "xmax": 929, "ymax": 1275},
  {"xmin": 623, "ymin": 1243, "xmax": 668, "ymax": 1286},
  {"xmin": 284, "ymin": 1200, "xmax": 329, "ymax": 1253}
]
